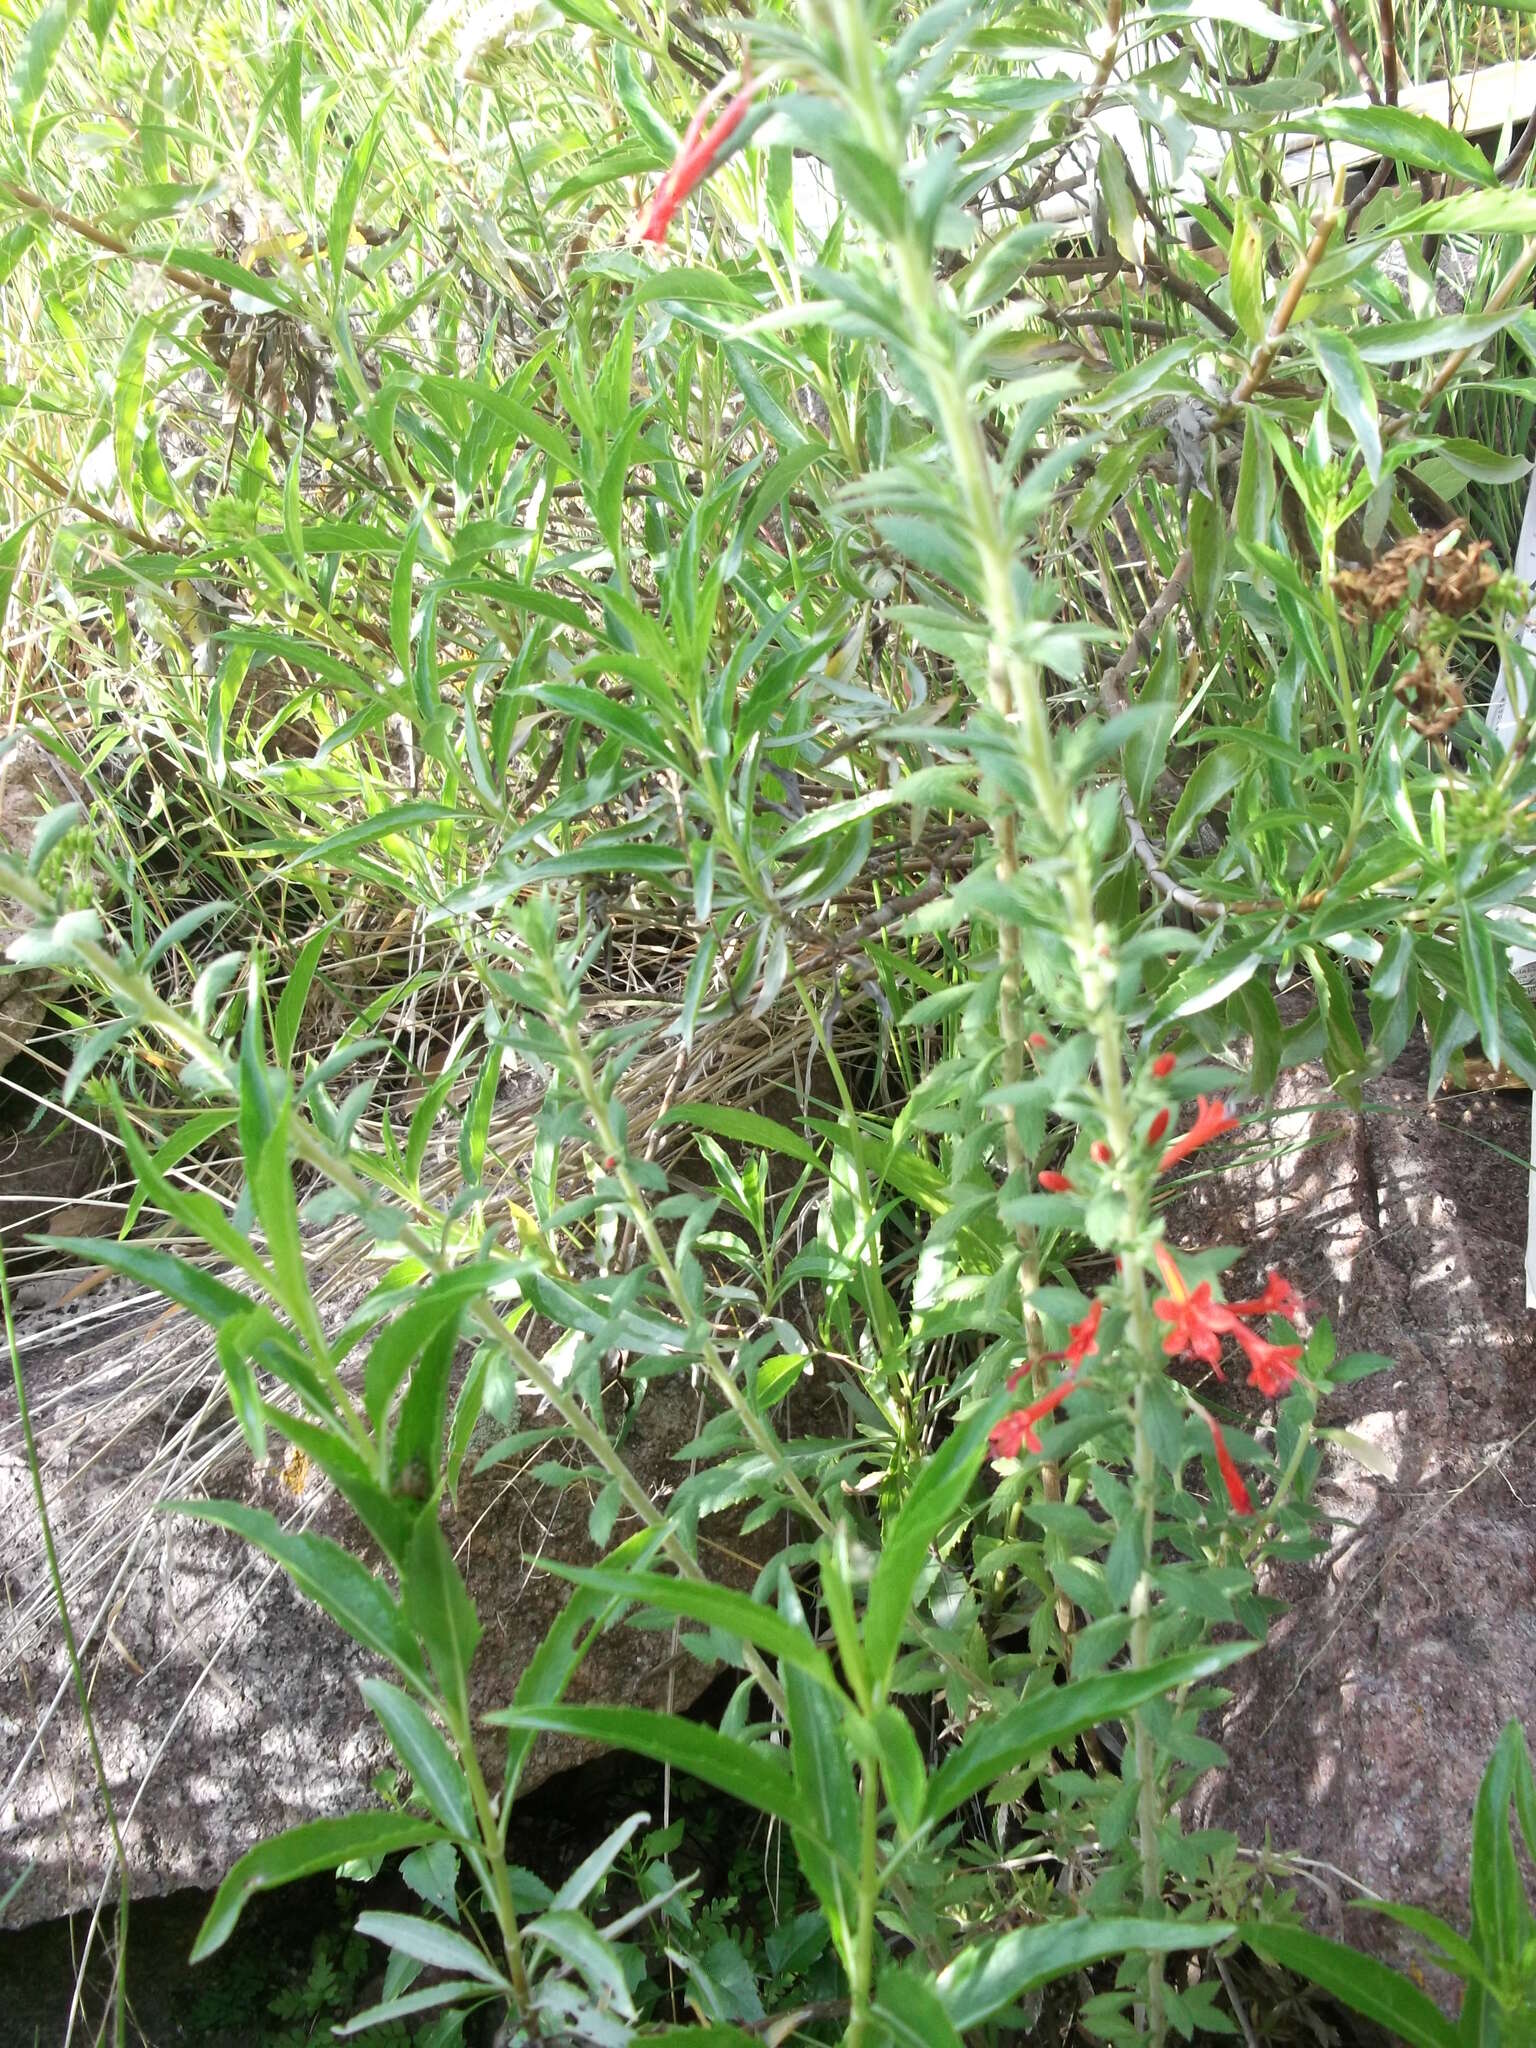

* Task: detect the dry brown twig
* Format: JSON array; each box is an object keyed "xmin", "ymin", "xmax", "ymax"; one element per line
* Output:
[{"xmin": 1013, "ymin": 0, "xmax": 1124, "ymax": 212}]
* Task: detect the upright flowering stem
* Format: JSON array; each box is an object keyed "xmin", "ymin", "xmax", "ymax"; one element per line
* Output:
[
  {"xmin": 1090, "ymin": 976, "xmax": 1168, "ymax": 2043},
  {"xmin": 827, "ymin": 8, "xmax": 1177, "ymax": 2033}
]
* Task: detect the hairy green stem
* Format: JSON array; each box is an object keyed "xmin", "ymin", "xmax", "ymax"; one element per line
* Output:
[
  {"xmin": 455, "ymin": 1711, "xmax": 535, "ymax": 2013},
  {"xmin": 847, "ymin": 1758, "xmax": 883, "ymax": 2048},
  {"xmin": 1129, "ymin": 1373, "xmax": 1168, "ymax": 2043}
]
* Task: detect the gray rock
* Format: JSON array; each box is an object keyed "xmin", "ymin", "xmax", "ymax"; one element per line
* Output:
[{"xmin": 0, "ymin": 1295, "xmax": 778, "ymax": 1928}]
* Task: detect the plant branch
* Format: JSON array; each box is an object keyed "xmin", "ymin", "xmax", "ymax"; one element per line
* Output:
[
  {"xmin": 1015, "ymin": 0, "xmax": 1125, "ymax": 212},
  {"xmin": 1323, "ymin": 0, "xmax": 1380, "ymax": 101},
  {"xmin": 0, "ymin": 180, "xmax": 235, "ymax": 307}
]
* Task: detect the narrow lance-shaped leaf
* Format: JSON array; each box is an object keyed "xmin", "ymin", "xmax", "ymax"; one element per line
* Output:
[
  {"xmin": 938, "ymin": 1917, "xmax": 1237, "ymax": 2031},
  {"xmin": 1468, "ymin": 1717, "xmax": 1536, "ymax": 1971},
  {"xmin": 169, "ymin": 1500, "xmax": 426, "ymax": 1684},
  {"xmin": 114, "ymin": 313, "xmax": 154, "ymax": 495},
  {"xmin": 1311, "ymin": 330, "xmax": 1382, "ymax": 485},
  {"xmin": 358, "ymin": 1677, "xmax": 476, "ymax": 1839},
  {"xmin": 1241, "ymin": 1924, "xmax": 1458, "ymax": 2048},
  {"xmin": 404, "ymin": 1515, "xmax": 481, "ymax": 1732},
  {"xmin": 8, "ymin": 0, "xmax": 75, "ymax": 141},
  {"xmin": 192, "ymin": 1814, "xmax": 450, "ymax": 1960},
  {"xmin": 534, "ymin": 1561, "xmax": 839, "ymax": 1690},
  {"xmin": 1278, "ymin": 104, "xmax": 1496, "ymax": 189},
  {"xmin": 924, "ymin": 1643, "xmax": 1254, "ymax": 1825},
  {"xmin": 863, "ymin": 1397, "xmax": 993, "ymax": 1693},
  {"xmin": 353, "ymin": 1910, "xmax": 510, "ymax": 1988},
  {"xmin": 486, "ymin": 1703, "xmax": 811, "ymax": 1834}
]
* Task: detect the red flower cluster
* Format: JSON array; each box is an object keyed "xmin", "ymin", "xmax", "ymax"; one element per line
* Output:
[
  {"xmin": 1032, "ymin": 1066, "xmax": 1241, "ymax": 1202},
  {"xmin": 989, "ymin": 1303, "xmax": 1101, "ymax": 1460},
  {"xmin": 639, "ymin": 79, "xmax": 755, "ymax": 245},
  {"xmin": 1152, "ymin": 1245, "xmax": 1304, "ymax": 1397}
]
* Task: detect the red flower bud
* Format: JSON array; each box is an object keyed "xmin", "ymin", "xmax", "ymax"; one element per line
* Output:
[
  {"xmin": 1028, "ymin": 1032, "xmax": 1049, "ymax": 1050},
  {"xmin": 1090, "ymin": 1140, "xmax": 1112, "ymax": 1165},
  {"xmin": 1198, "ymin": 1405, "xmax": 1253, "ymax": 1515},
  {"xmin": 1146, "ymin": 1108, "xmax": 1170, "ymax": 1145},
  {"xmin": 1038, "ymin": 1170, "xmax": 1074, "ymax": 1193},
  {"xmin": 1152, "ymin": 1052, "xmax": 1177, "ymax": 1078},
  {"xmin": 1227, "ymin": 1271, "xmax": 1307, "ymax": 1320}
]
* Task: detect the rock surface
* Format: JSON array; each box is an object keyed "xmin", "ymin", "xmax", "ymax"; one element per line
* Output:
[
  {"xmin": 1184, "ymin": 1040, "xmax": 1536, "ymax": 1981},
  {"xmin": 0, "ymin": 1286, "xmax": 767, "ymax": 1928}
]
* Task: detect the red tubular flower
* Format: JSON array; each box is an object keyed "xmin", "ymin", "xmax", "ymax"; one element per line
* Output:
[
  {"xmin": 1153, "ymin": 1245, "xmax": 1307, "ymax": 1394},
  {"xmin": 1146, "ymin": 1107, "xmax": 1170, "ymax": 1146},
  {"xmin": 1227, "ymin": 1271, "xmax": 1307, "ymax": 1320},
  {"xmin": 1198, "ymin": 1405, "xmax": 1252, "ymax": 1515},
  {"xmin": 1090, "ymin": 1140, "xmax": 1112, "ymax": 1166},
  {"xmin": 1152, "ymin": 1052, "xmax": 1177, "ymax": 1078},
  {"xmin": 1151, "ymin": 1244, "xmax": 1234, "ymax": 1372},
  {"xmin": 1038, "ymin": 1170, "xmax": 1075, "ymax": 1193},
  {"xmin": 989, "ymin": 1372, "xmax": 1077, "ymax": 1461},
  {"xmin": 1032, "ymin": 1302, "xmax": 1102, "ymax": 1370},
  {"xmin": 1063, "ymin": 1299, "xmax": 1103, "ymax": 1366},
  {"xmin": 1231, "ymin": 1321, "xmax": 1302, "ymax": 1398},
  {"xmin": 640, "ymin": 79, "xmax": 755, "ymax": 245},
  {"xmin": 1158, "ymin": 1095, "xmax": 1240, "ymax": 1175}
]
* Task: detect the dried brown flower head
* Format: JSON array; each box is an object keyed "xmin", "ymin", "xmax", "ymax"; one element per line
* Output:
[
  {"xmin": 1394, "ymin": 648, "xmax": 1466, "ymax": 738},
  {"xmin": 1332, "ymin": 523, "xmax": 1500, "ymax": 622}
]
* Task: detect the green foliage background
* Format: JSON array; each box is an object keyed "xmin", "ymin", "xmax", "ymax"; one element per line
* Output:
[{"xmin": 5, "ymin": 0, "xmax": 1536, "ymax": 2043}]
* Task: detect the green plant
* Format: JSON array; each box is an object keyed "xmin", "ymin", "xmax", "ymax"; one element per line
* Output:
[{"xmin": 5, "ymin": 0, "xmax": 1536, "ymax": 2044}]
